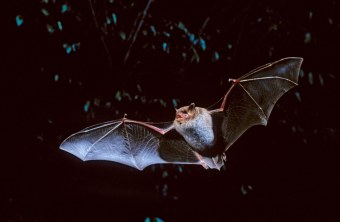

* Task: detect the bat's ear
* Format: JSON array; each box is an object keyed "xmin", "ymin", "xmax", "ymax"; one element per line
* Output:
[{"xmin": 189, "ymin": 103, "xmax": 195, "ymax": 110}]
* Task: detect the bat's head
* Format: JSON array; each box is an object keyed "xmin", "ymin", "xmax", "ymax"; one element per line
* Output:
[{"xmin": 175, "ymin": 103, "xmax": 197, "ymax": 124}]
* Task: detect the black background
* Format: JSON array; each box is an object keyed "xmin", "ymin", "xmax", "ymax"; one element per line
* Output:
[{"xmin": 4, "ymin": 0, "xmax": 340, "ymax": 221}]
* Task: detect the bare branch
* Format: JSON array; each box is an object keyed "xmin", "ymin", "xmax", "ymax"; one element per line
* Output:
[
  {"xmin": 124, "ymin": 0, "xmax": 154, "ymax": 64},
  {"xmin": 88, "ymin": 0, "xmax": 112, "ymax": 66}
]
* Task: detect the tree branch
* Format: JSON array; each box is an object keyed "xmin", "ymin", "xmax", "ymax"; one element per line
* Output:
[{"xmin": 124, "ymin": 0, "xmax": 154, "ymax": 64}]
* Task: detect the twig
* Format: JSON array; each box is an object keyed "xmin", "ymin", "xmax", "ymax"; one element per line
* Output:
[
  {"xmin": 88, "ymin": 0, "xmax": 113, "ymax": 66},
  {"xmin": 198, "ymin": 17, "xmax": 211, "ymax": 35},
  {"xmin": 124, "ymin": 0, "xmax": 154, "ymax": 64}
]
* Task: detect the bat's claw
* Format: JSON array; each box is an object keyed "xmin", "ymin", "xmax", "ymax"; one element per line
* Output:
[
  {"xmin": 228, "ymin": 78, "xmax": 240, "ymax": 83},
  {"xmin": 122, "ymin": 113, "xmax": 128, "ymax": 122},
  {"xmin": 194, "ymin": 152, "xmax": 209, "ymax": 169},
  {"xmin": 222, "ymin": 153, "xmax": 227, "ymax": 162},
  {"xmin": 211, "ymin": 154, "xmax": 227, "ymax": 170},
  {"xmin": 200, "ymin": 161, "xmax": 209, "ymax": 169}
]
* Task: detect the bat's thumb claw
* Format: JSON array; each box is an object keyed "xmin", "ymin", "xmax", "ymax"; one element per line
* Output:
[
  {"xmin": 201, "ymin": 162, "xmax": 209, "ymax": 169},
  {"xmin": 222, "ymin": 153, "xmax": 227, "ymax": 162},
  {"xmin": 228, "ymin": 78, "xmax": 240, "ymax": 83}
]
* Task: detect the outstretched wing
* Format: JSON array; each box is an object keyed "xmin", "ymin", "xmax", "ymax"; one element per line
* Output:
[
  {"xmin": 212, "ymin": 57, "xmax": 303, "ymax": 151},
  {"xmin": 60, "ymin": 118, "xmax": 222, "ymax": 170}
]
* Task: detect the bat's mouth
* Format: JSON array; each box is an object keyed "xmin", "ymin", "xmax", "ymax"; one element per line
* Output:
[
  {"xmin": 176, "ymin": 113, "xmax": 189, "ymax": 124},
  {"xmin": 175, "ymin": 115, "xmax": 184, "ymax": 123}
]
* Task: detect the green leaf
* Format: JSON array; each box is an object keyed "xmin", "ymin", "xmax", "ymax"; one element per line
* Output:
[
  {"xmin": 83, "ymin": 100, "xmax": 90, "ymax": 112},
  {"xmin": 57, "ymin": 21, "xmax": 63, "ymax": 31},
  {"xmin": 199, "ymin": 38, "xmax": 206, "ymax": 51},
  {"xmin": 54, "ymin": 74, "xmax": 59, "ymax": 82},
  {"xmin": 112, "ymin": 13, "xmax": 117, "ymax": 25},
  {"xmin": 61, "ymin": 4, "xmax": 69, "ymax": 13},
  {"xmin": 304, "ymin": 32, "xmax": 312, "ymax": 44},
  {"xmin": 41, "ymin": 8, "xmax": 50, "ymax": 16},
  {"xmin": 16, "ymin": 15, "xmax": 24, "ymax": 27},
  {"xmin": 47, "ymin": 24, "xmax": 55, "ymax": 33},
  {"xmin": 213, "ymin": 51, "xmax": 220, "ymax": 61}
]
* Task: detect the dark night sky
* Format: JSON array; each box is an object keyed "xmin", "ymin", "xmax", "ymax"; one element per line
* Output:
[{"xmin": 4, "ymin": 0, "xmax": 340, "ymax": 221}]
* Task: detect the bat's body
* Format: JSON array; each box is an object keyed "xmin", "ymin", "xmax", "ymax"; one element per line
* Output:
[
  {"xmin": 60, "ymin": 57, "xmax": 303, "ymax": 170},
  {"xmin": 174, "ymin": 105, "xmax": 215, "ymax": 152}
]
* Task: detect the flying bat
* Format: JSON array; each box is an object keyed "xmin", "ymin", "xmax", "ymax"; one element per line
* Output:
[{"xmin": 60, "ymin": 57, "xmax": 303, "ymax": 170}]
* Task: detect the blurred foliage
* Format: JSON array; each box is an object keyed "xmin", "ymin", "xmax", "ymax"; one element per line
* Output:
[{"xmin": 13, "ymin": 0, "xmax": 339, "ymax": 139}]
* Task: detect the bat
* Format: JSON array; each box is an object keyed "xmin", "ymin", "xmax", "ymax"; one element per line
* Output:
[{"xmin": 60, "ymin": 57, "xmax": 303, "ymax": 170}]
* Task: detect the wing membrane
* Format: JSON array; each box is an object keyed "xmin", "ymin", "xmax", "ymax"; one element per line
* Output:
[
  {"xmin": 216, "ymin": 57, "xmax": 303, "ymax": 151},
  {"xmin": 60, "ymin": 120, "xmax": 203, "ymax": 170}
]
